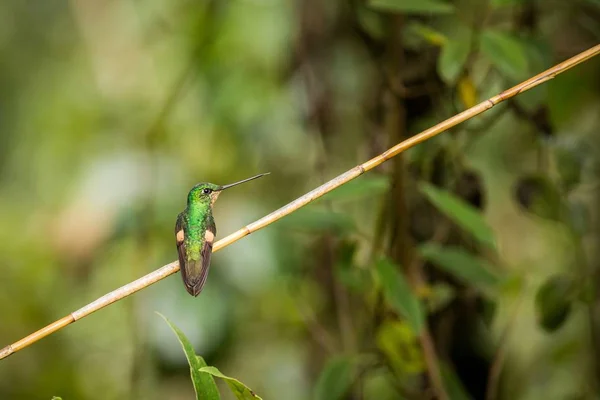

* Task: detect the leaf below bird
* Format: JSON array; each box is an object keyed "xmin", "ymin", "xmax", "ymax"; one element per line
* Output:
[
  {"xmin": 420, "ymin": 182, "xmax": 496, "ymax": 249},
  {"xmin": 376, "ymin": 258, "xmax": 425, "ymax": 334},
  {"xmin": 199, "ymin": 367, "xmax": 263, "ymax": 400},
  {"xmin": 157, "ymin": 313, "xmax": 221, "ymax": 400}
]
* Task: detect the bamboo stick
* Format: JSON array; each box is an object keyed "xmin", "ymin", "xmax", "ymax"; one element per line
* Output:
[{"xmin": 2, "ymin": 43, "xmax": 599, "ymax": 361}]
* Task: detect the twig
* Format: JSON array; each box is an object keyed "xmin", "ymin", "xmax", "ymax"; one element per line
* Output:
[
  {"xmin": 418, "ymin": 329, "xmax": 448, "ymax": 400},
  {"xmin": 409, "ymin": 223, "xmax": 452, "ymax": 400},
  {"xmin": 1, "ymin": 43, "xmax": 599, "ymax": 361},
  {"xmin": 486, "ymin": 289, "xmax": 526, "ymax": 400}
]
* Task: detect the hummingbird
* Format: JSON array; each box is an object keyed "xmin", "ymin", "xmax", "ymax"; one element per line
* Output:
[{"xmin": 175, "ymin": 173, "xmax": 269, "ymax": 296}]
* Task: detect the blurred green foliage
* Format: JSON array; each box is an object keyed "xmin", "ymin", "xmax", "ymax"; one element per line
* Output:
[
  {"xmin": 159, "ymin": 313, "xmax": 221, "ymax": 399},
  {"xmin": 160, "ymin": 313, "xmax": 261, "ymax": 399},
  {"xmin": 0, "ymin": 0, "xmax": 599, "ymax": 399}
]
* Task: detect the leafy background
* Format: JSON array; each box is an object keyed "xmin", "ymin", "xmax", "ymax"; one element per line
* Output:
[{"xmin": 0, "ymin": 0, "xmax": 599, "ymax": 399}]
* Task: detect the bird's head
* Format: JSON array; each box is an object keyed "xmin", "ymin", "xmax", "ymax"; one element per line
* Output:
[
  {"xmin": 187, "ymin": 182, "xmax": 221, "ymax": 207},
  {"xmin": 187, "ymin": 173, "xmax": 269, "ymax": 207}
]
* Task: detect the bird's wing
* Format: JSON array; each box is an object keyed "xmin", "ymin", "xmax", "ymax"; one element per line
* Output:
[
  {"xmin": 176, "ymin": 213, "xmax": 216, "ymax": 297},
  {"xmin": 193, "ymin": 219, "xmax": 216, "ymax": 296},
  {"xmin": 175, "ymin": 212, "xmax": 187, "ymax": 278}
]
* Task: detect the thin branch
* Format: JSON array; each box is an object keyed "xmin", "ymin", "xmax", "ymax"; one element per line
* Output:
[
  {"xmin": 410, "ymin": 223, "xmax": 452, "ymax": 400},
  {"xmin": 1, "ymin": 43, "xmax": 599, "ymax": 361},
  {"xmin": 486, "ymin": 289, "xmax": 526, "ymax": 400},
  {"xmin": 418, "ymin": 329, "xmax": 447, "ymax": 400}
]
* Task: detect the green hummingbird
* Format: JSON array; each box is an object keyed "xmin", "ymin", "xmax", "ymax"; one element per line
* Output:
[{"xmin": 175, "ymin": 173, "xmax": 269, "ymax": 296}]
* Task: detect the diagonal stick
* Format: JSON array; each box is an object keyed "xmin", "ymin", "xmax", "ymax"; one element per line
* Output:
[{"xmin": 2, "ymin": 43, "xmax": 599, "ymax": 361}]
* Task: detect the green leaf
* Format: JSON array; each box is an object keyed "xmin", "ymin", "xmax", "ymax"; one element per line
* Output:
[
  {"xmin": 420, "ymin": 182, "xmax": 496, "ymax": 249},
  {"xmin": 376, "ymin": 258, "xmax": 425, "ymax": 333},
  {"xmin": 314, "ymin": 356, "xmax": 355, "ymax": 400},
  {"xmin": 376, "ymin": 320, "xmax": 425, "ymax": 375},
  {"xmin": 405, "ymin": 22, "xmax": 447, "ymax": 46},
  {"xmin": 440, "ymin": 363, "xmax": 472, "ymax": 400},
  {"xmin": 438, "ymin": 35, "xmax": 471, "ymax": 83},
  {"xmin": 277, "ymin": 206, "xmax": 355, "ymax": 233},
  {"xmin": 321, "ymin": 175, "xmax": 389, "ymax": 202},
  {"xmin": 199, "ymin": 366, "xmax": 262, "ymax": 400},
  {"xmin": 370, "ymin": 0, "xmax": 455, "ymax": 15},
  {"xmin": 419, "ymin": 244, "xmax": 501, "ymax": 291},
  {"xmin": 51, "ymin": 397, "xmax": 63, "ymax": 400},
  {"xmin": 480, "ymin": 30, "xmax": 529, "ymax": 80},
  {"xmin": 535, "ymin": 274, "xmax": 575, "ymax": 332},
  {"xmin": 157, "ymin": 313, "xmax": 221, "ymax": 400},
  {"xmin": 355, "ymin": 4, "xmax": 386, "ymax": 40}
]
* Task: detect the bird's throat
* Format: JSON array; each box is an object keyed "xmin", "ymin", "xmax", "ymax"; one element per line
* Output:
[
  {"xmin": 188, "ymin": 202, "xmax": 211, "ymax": 224},
  {"xmin": 210, "ymin": 191, "xmax": 221, "ymax": 206}
]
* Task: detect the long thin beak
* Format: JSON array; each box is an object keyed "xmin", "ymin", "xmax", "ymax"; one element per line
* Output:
[{"xmin": 218, "ymin": 172, "xmax": 270, "ymax": 191}]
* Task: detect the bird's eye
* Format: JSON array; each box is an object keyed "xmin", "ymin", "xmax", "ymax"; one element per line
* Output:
[{"xmin": 202, "ymin": 188, "xmax": 212, "ymax": 195}]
